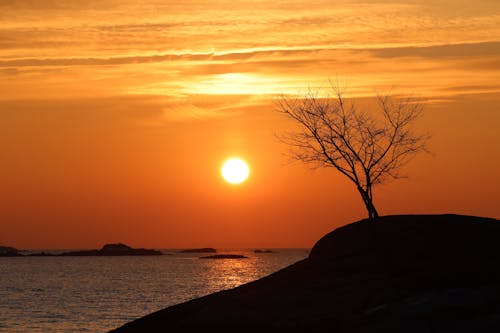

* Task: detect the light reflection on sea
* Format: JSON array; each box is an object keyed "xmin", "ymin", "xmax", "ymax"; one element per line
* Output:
[{"xmin": 0, "ymin": 249, "xmax": 308, "ymax": 332}]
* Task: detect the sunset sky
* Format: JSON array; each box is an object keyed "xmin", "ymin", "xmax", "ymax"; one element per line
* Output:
[{"xmin": 1, "ymin": 0, "xmax": 499, "ymax": 249}]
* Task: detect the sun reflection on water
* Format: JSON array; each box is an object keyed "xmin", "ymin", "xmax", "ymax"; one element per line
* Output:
[{"xmin": 201, "ymin": 256, "xmax": 256, "ymax": 292}]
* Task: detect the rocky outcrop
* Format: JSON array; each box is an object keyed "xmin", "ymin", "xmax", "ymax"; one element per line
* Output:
[
  {"xmin": 28, "ymin": 251, "xmax": 55, "ymax": 256},
  {"xmin": 200, "ymin": 254, "xmax": 248, "ymax": 259},
  {"xmin": 0, "ymin": 243, "xmax": 163, "ymax": 257},
  {"xmin": 254, "ymin": 249, "xmax": 277, "ymax": 253},
  {"xmin": 60, "ymin": 243, "xmax": 163, "ymax": 256},
  {"xmin": 109, "ymin": 214, "xmax": 500, "ymax": 333},
  {"xmin": 0, "ymin": 246, "xmax": 21, "ymax": 256},
  {"xmin": 179, "ymin": 248, "xmax": 217, "ymax": 253}
]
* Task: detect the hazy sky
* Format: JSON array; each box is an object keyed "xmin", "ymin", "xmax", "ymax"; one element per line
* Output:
[{"xmin": 1, "ymin": 0, "xmax": 499, "ymax": 248}]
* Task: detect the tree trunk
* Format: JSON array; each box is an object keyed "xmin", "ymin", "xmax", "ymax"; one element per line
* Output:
[
  {"xmin": 368, "ymin": 199, "xmax": 379, "ymax": 220},
  {"xmin": 357, "ymin": 186, "xmax": 379, "ymax": 221}
]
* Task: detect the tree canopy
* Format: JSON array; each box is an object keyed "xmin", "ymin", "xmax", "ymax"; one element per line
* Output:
[{"xmin": 276, "ymin": 87, "xmax": 429, "ymax": 219}]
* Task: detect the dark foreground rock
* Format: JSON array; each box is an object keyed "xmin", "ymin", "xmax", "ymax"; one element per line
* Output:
[
  {"xmin": 200, "ymin": 254, "xmax": 248, "ymax": 259},
  {"xmin": 109, "ymin": 214, "xmax": 500, "ymax": 333},
  {"xmin": 60, "ymin": 243, "xmax": 163, "ymax": 256}
]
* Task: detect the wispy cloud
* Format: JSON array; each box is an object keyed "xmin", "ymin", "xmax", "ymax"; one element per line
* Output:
[
  {"xmin": 1, "ymin": 0, "xmax": 499, "ymax": 112},
  {"xmin": 2, "ymin": 41, "xmax": 499, "ymax": 67},
  {"xmin": 370, "ymin": 41, "xmax": 500, "ymax": 58},
  {"xmin": 0, "ymin": 53, "xmax": 213, "ymax": 67}
]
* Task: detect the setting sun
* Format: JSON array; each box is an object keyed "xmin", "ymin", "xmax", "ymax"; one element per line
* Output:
[{"xmin": 221, "ymin": 158, "xmax": 250, "ymax": 184}]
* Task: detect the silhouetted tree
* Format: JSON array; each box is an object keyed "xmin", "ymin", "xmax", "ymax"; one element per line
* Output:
[{"xmin": 276, "ymin": 87, "xmax": 428, "ymax": 220}]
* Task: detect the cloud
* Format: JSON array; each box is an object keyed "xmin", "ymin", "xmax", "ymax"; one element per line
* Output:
[
  {"xmin": 0, "ymin": 53, "xmax": 213, "ymax": 67},
  {"xmin": 0, "ymin": 93, "xmax": 270, "ymax": 127},
  {"xmin": 371, "ymin": 41, "xmax": 500, "ymax": 58},
  {"xmin": 2, "ymin": 40, "xmax": 499, "ymax": 69},
  {"xmin": 2, "ymin": 41, "xmax": 500, "ymax": 102},
  {"xmin": 0, "ymin": 68, "xmax": 18, "ymax": 75},
  {"xmin": 1, "ymin": 0, "xmax": 499, "ymax": 102},
  {"xmin": 439, "ymin": 85, "xmax": 500, "ymax": 93}
]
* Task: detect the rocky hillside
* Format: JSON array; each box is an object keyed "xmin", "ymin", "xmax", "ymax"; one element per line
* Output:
[{"xmin": 110, "ymin": 214, "xmax": 500, "ymax": 333}]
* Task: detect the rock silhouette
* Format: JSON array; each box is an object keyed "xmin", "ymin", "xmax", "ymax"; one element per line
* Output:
[
  {"xmin": 179, "ymin": 248, "xmax": 217, "ymax": 253},
  {"xmin": 59, "ymin": 243, "xmax": 163, "ymax": 256},
  {"xmin": 0, "ymin": 246, "xmax": 21, "ymax": 256},
  {"xmin": 0, "ymin": 243, "xmax": 163, "ymax": 257},
  {"xmin": 109, "ymin": 214, "xmax": 500, "ymax": 333},
  {"xmin": 254, "ymin": 249, "xmax": 277, "ymax": 253},
  {"xmin": 200, "ymin": 254, "xmax": 248, "ymax": 259}
]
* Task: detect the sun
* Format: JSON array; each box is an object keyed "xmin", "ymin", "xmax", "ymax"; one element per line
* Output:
[{"xmin": 221, "ymin": 158, "xmax": 249, "ymax": 184}]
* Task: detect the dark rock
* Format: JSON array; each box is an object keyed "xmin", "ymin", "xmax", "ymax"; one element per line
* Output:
[
  {"xmin": 200, "ymin": 254, "xmax": 249, "ymax": 259},
  {"xmin": 254, "ymin": 249, "xmax": 277, "ymax": 253},
  {"xmin": 28, "ymin": 251, "xmax": 55, "ymax": 256},
  {"xmin": 60, "ymin": 249, "xmax": 100, "ymax": 256},
  {"xmin": 179, "ymin": 248, "xmax": 217, "ymax": 253},
  {"xmin": 109, "ymin": 214, "xmax": 500, "ymax": 333},
  {"xmin": 60, "ymin": 243, "xmax": 163, "ymax": 256},
  {"xmin": 309, "ymin": 214, "xmax": 500, "ymax": 287},
  {"xmin": 0, "ymin": 246, "xmax": 21, "ymax": 256}
]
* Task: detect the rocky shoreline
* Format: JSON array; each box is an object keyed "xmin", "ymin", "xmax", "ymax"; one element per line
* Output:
[
  {"xmin": 0, "ymin": 243, "xmax": 163, "ymax": 256},
  {"xmin": 110, "ymin": 214, "xmax": 500, "ymax": 332}
]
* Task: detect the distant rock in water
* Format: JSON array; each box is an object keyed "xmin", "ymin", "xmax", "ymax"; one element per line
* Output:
[
  {"xmin": 254, "ymin": 249, "xmax": 277, "ymax": 254},
  {"xmin": 179, "ymin": 248, "xmax": 216, "ymax": 253},
  {"xmin": 110, "ymin": 214, "xmax": 500, "ymax": 333},
  {"xmin": 60, "ymin": 243, "xmax": 163, "ymax": 256},
  {"xmin": 0, "ymin": 246, "xmax": 21, "ymax": 257},
  {"xmin": 28, "ymin": 251, "xmax": 55, "ymax": 256},
  {"xmin": 200, "ymin": 254, "xmax": 248, "ymax": 259}
]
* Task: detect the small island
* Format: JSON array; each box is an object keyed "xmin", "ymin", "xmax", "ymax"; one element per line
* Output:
[
  {"xmin": 0, "ymin": 246, "xmax": 22, "ymax": 257},
  {"xmin": 200, "ymin": 254, "xmax": 248, "ymax": 259},
  {"xmin": 59, "ymin": 243, "xmax": 163, "ymax": 256},
  {"xmin": 0, "ymin": 243, "xmax": 163, "ymax": 257},
  {"xmin": 179, "ymin": 248, "xmax": 217, "ymax": 253},
  {"xmin": 254, "ymin": 249, "xmax": 277, "ymax": 254},
  {"xmin": 27, "ymin": 251, "xmax": 55, "ymax": 256}
]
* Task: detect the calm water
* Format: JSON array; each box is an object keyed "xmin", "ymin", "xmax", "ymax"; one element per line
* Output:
[{"xmin": 0, "ymin": 249, "xmax": 308, "ymax": 332}]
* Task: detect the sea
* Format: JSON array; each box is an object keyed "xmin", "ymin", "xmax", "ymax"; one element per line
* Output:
[{"xmin": 0, "ymin": 249, "xmax": 308, "ymax": 332}]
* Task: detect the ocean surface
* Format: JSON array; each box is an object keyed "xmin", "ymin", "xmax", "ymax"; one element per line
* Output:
[{"xmin": 0, "ymin": 249, "xmax": 308, "ymax": 332}]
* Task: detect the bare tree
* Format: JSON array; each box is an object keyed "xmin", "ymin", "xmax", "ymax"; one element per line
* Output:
[{"xmin": 276, "ymin": 87, "xmax": 428, "ymax": 220}]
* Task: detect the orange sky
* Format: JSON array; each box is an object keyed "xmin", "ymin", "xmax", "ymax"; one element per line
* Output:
[{"xmin": 1, "ymin": 0, "xmax": 499, "ymax": 249}]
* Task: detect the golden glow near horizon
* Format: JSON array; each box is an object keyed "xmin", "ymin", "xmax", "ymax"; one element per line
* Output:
[
  {"xmin": 0, "ymin": 0, "xmax": 499, "ymax": 248},
  {"xmin": 190, "ymin": 73, "xmax": 282, "ymax": 95},
  {"xmin": 2, "ymin": 0, "xmax": 499, "ymax": 102},
  {"xmin": 221, "ymin": 158, "xmax": 250, "ymax": 184}
]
